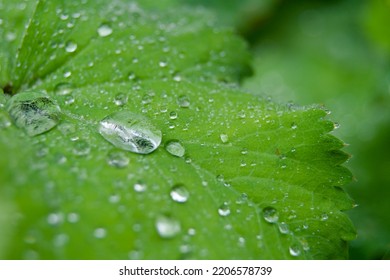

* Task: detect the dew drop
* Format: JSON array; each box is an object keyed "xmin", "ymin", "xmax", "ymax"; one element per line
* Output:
[
  {"xmin": 262, "ymin": 206, "xmax": 279, "ymax": 223},
  {"xmin": 169, "ymin": 111, "xmax": 178, "ymax": 120},
  {"xmin": 6, "ymin": 91, "xmax": 61, "ymax": 136},
  {"xmin": 278, "ymin": 222, "xmax": 290, "ymax": 234},
  {"xmin": 113, "ymin": 92, "xmax": 128, "ymax": 106},
  {"xmin": 170, "ymin": 184, "xmax": 190, "ymax": 203},
  {"xmin": 72, "ymin": 139, "xmax": 90, "ymax": 156},
  {"xmin": 155, "ymin": 215, "xmax": 181, "ymax": 239},
  {"xmin": 218, "ymin": 202, "xmax": 231, "ymax": 217},
  {"xmin": 98, "ymin": 111, "xmax": 162, "ymax": 154},
  {"xmin": 289, "ymin": 244, "xmax": 301, "ymax": 257},
  {"xmin": 54, "ymin": 82, "xmax": 74, "ymax": 96},
  {"xmin": 94, "ymin": 228, "xmax": 107, "ymax": 239},
  {"xmin": 291, "ymin": 122, "xmax": 298, "ymax": 130},
  {"xmin": 177, "ymin": 95, "xmax": 190, "ymax": 108},
  {"xmin": 65, "ymin": 40, "xmax": 77, "ymax": 53},
  {"xmin": 134, "ymin": 181, "xmax": 147, "ymax": 192},
  {"xmin": 97, "ymin": 23, "xmax": 113, "ymax": 37},
  {"xmin": 106, "ymin": 150, "xmax": 129, "ymax": 168},
  {"xmin": 220, "ymin": 134, "xmax": 229, "ymax": 143},
  {"xmin": 333, "ymin": 122, "xmax": 340, "ymax": 129},
  {"xmin": 165, "ymin": 140, "xmax": 185, "ymax": 157},
  {"xmin": 320, "ymin": 213, "xmax": 329, "ymax": 221}
]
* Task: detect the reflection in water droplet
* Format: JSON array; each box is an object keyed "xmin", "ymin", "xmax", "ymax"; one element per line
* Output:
[
  {"xmin": 72, "ymin": 140, "xmax": 90, "ymax": 156},
  {"xmin": 155, "ymin": 215, "xmax": 181, "ymax": 239},
  {"xmin": 97, "ymin": 23, "xmax": 113, "ymax": 37},
  {"xmin": 220, "ymin": 134, "xmax": 229, "ymax": 143},
  {"xmin": 177, "ymin": 95, "xmax": 190, "ymax": 108},
  {"xmin": 106, "ymin": 150, "xmax": 129, "ymax": 168},
  {"xmin": 65, "ymin": 40, "xmax": 77, "ymax": 53},
  {"xmin": 6, "ymin": 91, "xmax": 61, "ymax": 136},
  {"xmin": 170, "ymin": 184, "xmax": 190, "ymax": 203},
  {"xmin": 218, "ymin": 202, "xmax": 231, "ymax": 217},
  {"xmin": 98, "ymin": 111, "xmax": 162, "ymax": 154},
  {"xmin": 165, "ymin": 140, "xmax": 185, "ymax": 157},
  {"xmin": 262, "ymin": 206, "xmax": 279, "ymax": 223}
]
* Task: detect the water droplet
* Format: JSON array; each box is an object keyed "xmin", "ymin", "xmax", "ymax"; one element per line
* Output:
[
  {"xmin": 113, "ymin": 92, "xmax": 128, "ymax": 106},
  {"xmin": 47, "ymin": 213, "xmax": 63, "ymax": 226},
  {"xmin": 6, "ymin": 91, "xmax": 61, "ymax": 136},
  {"xmin": 98, "ymin": 111, "xmax": 162, "ymax": 154},
  {"xmin": 65, "ymin": 40, "xmax": 77, "ymax": 53},
  {"xmin": 220, "ymin": 134, "xmax": 229, "ymax": 143},
  {"xmin": 94, "ymin": 228, "xmax": 107, "ymax": 239},
  {"xmin": 241, "ymin": 148, "xmax": 248, "ymax": 155},
  {"xmin": 170, "ymin": 184, "xmax": 189, "ymax": 203},
  {"xmin": 159, "ymin": 61, "xmax": 168, "ymax": 68},
  {"xmin": 278, "ymin": 222, "xmax": 290, "ymax": 234},
  {"xmin": 97, "ymin": 23, "xmax": 113, "ymax": 37},
  {"xmin": 177, "ymin": 95, "xmax": 190, "ymax": 108},
  {"xmin": 72, "ymin": 140, "xmax": 90, "ymax": 156},
  {"xmin": 165, "ymin": 140, "xmax": 185, "ymax": 157},
  {"xmin": 218, "ymin": 202, "xmax": 231, "ymax": 217},
  {"xmin": 320, "ymin": 213, "xmax": 329, "ymax": 221},
  {"xmin": 333, "ymin": 122, "xmax": 340, "ymax": 129},
  {"xmin": 155, "ymin": 215, "xmax": 181, "ymax": 239},
  {"xmin": 67, "ymin": 212, "xmax": 79, "ymax": 223},
  {"xmin": 289, "ymin": 244, "xmax": 301, "ymax": 257},
  {"xmin": 169, "ymin": 111, "xmax": 178, "ymax": 120},
  {"xmin": 262, "ymin": 206, "xmax": 279, "ymax": 223},
  {"xmin": 134, "ymin": 181, "xmax": 147, "ymax": 192},
  {"xmin": 54, "ymin": 82, "xmax": 74, "ymax": 96},
  {"xmin": 291, "ymin": 122, "xmax": 298, "ymax": 130},
  {"xmin": 106, "ymin": 150, "xmax": 129, "ymax": 168}
]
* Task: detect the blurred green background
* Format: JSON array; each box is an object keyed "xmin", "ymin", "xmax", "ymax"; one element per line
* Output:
[{"xmin": 181, "ymin": 0, "xmax": 390, "ymax": 259}]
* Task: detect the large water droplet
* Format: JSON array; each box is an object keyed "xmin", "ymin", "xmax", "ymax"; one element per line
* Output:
[
  {"xmin": 6, "ymin": 91, "xmax": 61, "ymax": 136},
  {"xmin": 98, "ymin": 111, "xmax": 162, "ymax": 154},
  {"xmin": 106, "ymin": 150, "xmax": 129, "ymax": 168},
  {"xmin": 170, "ymin": 184, "xmax": 189, "ymax": 203},
  {"xmin": 262, "ymin": 206, "xmax": 279, "ymax": 223},
  {"xmin": 165, "ymin": 140, "xmax": 185, "ymax": 157},
  {"xmin": 155, "ymin": 215, "xmax": 181, "ymax": 239},
  {"xmin": 97, "ymin": 23, "xmax": 113, "ymax": 37},
  {"xmin": 218, "ymin": 202, "xmax": 231, "ymax": 217}
]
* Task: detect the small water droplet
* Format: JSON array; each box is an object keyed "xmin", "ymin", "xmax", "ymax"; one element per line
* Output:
[
  {"xmin": 236, "ymin": 193, "xmax": 248, "ymax": 204},
  {"xmin": 113, "ymin": 92, "xmax": 128, "ymax": 106},
  {"xmin": 106, "ymin": 150, "xmax": 129, "ymax": 168},
  {"xmin": 67, "ymin": 212, "xmax": 79, "ymax": 223},
  {"xmin": 94, "ymin": 228, "xmax": 107, "ymax": 239},
  {"xmin": 134, "ymin": 181, "xmax": 147, "ymax": 192},
  {"xmin": 169, "ymin": 111, "xmax": 178, "ymax": 120},
  {"xmin": 333, "ymin": 122, "xmax": 340, "ymax": 129},
  {"xmin": 220, "ymin": 134, "xmax": 229, "ymax": 143},
  {"xmin": 155, "ymin": 215, "xmax": 181, "ymax": 239},
  {"xmin": 72, "ymin": 140, "xmax": 90, "ymax": 156},
  {"xmin": 54, "ymin": 83, "xmax": 74, "ymax": 96},
  {"xmin": 291, "ymin": 122, "xmax": 298, "ymax": 130},
  {"xmin": 6, "ymin": 91, "xmax": 61, "ymax": 136},
  {"xmin": 47, "ymin": 213, "xmax": 63, "ymax": 226},
  {"xmin": 262, "ymin": 206, "xmax": 279, "ymax": 223},
  {"xmin": 159, "ymin": 61, "xmax": 168, "ymax": 68},
  {"xmin": 177, "ymin": 95, "xmax": 190, "ymax": 108},
  {"xmin": 97, "ymin": 23, "xmax": 113, "ymax": 37},
  {"xmin": 320, "ymin": 213, "xmax": 329, "ymax": 221},
  {"xmin": 170, "ymin": 184, "xmax": 190, "ymax": 203},
  {"xmin": 165, "ymin": 140, "xmax": 185, "ymax": 157},
  {"xmin": 65, "ymin": 40, "xmax": 77, "ymax": 53},
  {"xmin": 98, "ymin": 111, "xmax": 162, "ymax": 154},
  {"xmin": 238, "ymin": 110, "xmax": 246, "ymax": 119},
  {"xmin": 218, "ymin": 202, "xmax": 231, "ymax": 217},
  {"xmin": 241, "ymin": 148, "xmax": 248, "ymax": 155},
  {"xmin": 278, "ymin": 222, "xmax": 290, "ymax": 234},
  {"xmin": 289, "ymin": 244, "xmax": 301, "ymax": 257}
]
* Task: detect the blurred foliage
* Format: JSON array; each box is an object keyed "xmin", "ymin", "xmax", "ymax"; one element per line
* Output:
[{"xmin": 242, "ymin": 0, "xmax": 390, "ymax": 259}]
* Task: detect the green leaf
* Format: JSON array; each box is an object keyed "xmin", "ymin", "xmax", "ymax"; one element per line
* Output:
[{"xmin": 0, "ymin": 0, "xmax": 354, "ymax": 259}]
